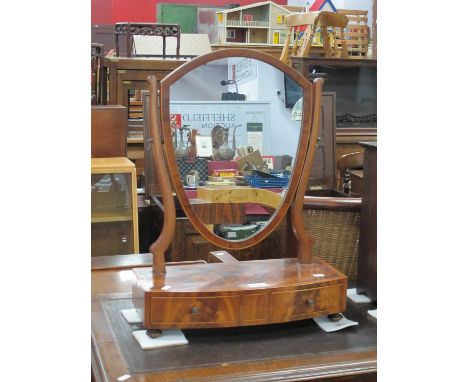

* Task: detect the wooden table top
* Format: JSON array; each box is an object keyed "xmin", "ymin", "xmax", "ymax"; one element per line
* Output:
[
  {"xmin": 92, "ymin": 254, "xmax": 377, "ymax": 382},
  {"xmin": 101, "ymin": 56, "xmax": 189, "ymax": 70},
  {"xmin": 91, "ymin": 157, "xmax": 135, "ymax": 173}
]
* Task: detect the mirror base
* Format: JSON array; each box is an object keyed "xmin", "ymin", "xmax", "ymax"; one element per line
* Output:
[{"xmin": 132, "ymin": 257, "xmax": 347, "ymax": 329}]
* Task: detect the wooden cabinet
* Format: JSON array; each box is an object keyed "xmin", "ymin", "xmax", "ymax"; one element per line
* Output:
[
  {"xmin": 170, "ymin": 216, "xmax": 291, "ymax": 262},
  {"xmin": 91, "ymin": 105, "xmax": 127, "ymax": 158},
  {"xmin": 91, "ymin": 158, "xmax": 139, "ymax": 256},
  {"xmin": 99, "ymin": 57, "xmax": 186, "ymax": 174},
  {"xmin": 356, "ymin": 142, "xmax": 377, "ymax": 302}
]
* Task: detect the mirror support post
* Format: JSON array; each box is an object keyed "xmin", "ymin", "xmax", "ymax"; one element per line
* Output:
[
  {"xmin": 291, "ymin": 78, "xmax": 324, "ymax": 264},
  {"xmin": 147, "ymin": 75, "xmax": 176, "ymax": 274}
]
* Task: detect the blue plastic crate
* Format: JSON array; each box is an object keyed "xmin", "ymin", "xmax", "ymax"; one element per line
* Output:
[{"xmin": 245, "ymin": 175, "xmax": 289, "ymax": 189}]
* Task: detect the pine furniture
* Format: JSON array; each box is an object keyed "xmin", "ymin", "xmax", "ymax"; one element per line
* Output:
[{"xmin": 91, "ymin": 157, "xmax": 139, "ymax": 256}]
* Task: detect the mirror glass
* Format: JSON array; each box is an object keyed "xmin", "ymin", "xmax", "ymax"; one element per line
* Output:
[{"xmin": 168, "ymin": 57, "xmax": 304, "ymax": 242}]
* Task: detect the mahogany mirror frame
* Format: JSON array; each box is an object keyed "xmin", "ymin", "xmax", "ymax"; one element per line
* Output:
[{"xmin": 158, "ymin": 48, "xmax": 314, "ymax": 250}]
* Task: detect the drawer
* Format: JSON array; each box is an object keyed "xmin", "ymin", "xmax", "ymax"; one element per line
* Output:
[
  {"xmin": 149, "ymin": 295, "xmax": 240, "ymax": 327},
  {"xmin": 270, "ymin": 284, "xmax": 345, "ymax": 323}
]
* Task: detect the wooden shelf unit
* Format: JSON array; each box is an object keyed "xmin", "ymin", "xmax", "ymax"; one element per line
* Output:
[{"xmin": 91, "ymin": 157, "xmax": 139, "ymax": 256}]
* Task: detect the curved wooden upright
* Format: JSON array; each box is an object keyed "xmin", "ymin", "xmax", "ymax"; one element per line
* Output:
[
  {"xmin": 147, "ymin": 76, "xmax": 175, "ymax": 274},
  {"xmin": 133, "ymin": 50, "xmax": 347, "ymax": 330},
  {"xmin": 291, "ymin": 77, "xmax": 324, "ymax": 264}
]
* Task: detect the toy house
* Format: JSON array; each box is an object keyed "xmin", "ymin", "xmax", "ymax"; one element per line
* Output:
[{"xmin": 216, "ymin": 1, "xmax": 294, "ymax": 45}]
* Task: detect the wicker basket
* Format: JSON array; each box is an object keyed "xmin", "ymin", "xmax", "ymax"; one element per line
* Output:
[{"xmin": 302, "ymin": 208, "xmax": 360, "ymax": 281}]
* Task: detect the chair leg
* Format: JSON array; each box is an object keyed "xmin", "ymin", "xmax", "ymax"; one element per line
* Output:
[
  {"xmin": 279, "ymin": 27, "xmax": 292, "ymax": 64},
  {"xmin": 341, "ymin": 39, "xmax": 349, "ymax": 58},
  {"xmin": 323, "ymin": 29, "xmax": 333, "ymax": 58}
]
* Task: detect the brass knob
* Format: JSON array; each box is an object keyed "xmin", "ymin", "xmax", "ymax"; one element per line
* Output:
[
  {"xmin": 191, "ymin": 307, "xmax": 199, "ymax": 314},
  {"xmin": 306, "ymin": 298, "xmax": 314, "ymax": 306}
]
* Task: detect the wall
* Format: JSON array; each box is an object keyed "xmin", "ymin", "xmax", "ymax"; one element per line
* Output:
[
  {"xmin": 171, "ymin": 65, "xmax": 228, "ymax": 101},
  {"xmin": 242, "ymin": 4, "xmax": 269, "ymax": 22},
  {"xmin": 256, "ymin": 61, "xmax": 302, "ymax": 157},
  {"xmin": 333, "ymin": 0, "xmax": 373, "ymax": 28},
  {"xmin": 231, "ymin": 59, "xmax": 302, "ymax": 157},
  {"xmin": 92, "ymin": 0, "xmax": 288, "ymax": 24},
  {"xmin": 168, "ymin": 58, "xmax": 303, "ymax": 159},
  {"xmin": 91, "ymin": 0, "xmax": 112, "ymax": 24},
  {"xmin": 249, "ymin": 28, "xmax": 268, "ymax": 43},
  {"xmin": 112, "ymin": 0, "xmax": 157, "ymax": 23},
  {"xmin": 197, "ymin": 7, "xmax": 219, "ymax": 43}
]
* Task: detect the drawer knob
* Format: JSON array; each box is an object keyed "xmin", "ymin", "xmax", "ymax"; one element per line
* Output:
[
  {"xmin": 306, "ymin": 298, "xmax": 314, "ymax": 306},
  {"xmin": 191, "ymin": 307, "xmax": 199, "ymax": 315}
]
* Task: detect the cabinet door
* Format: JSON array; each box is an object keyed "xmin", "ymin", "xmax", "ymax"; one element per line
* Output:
[{"xmin": 91, "ymin": 173, "xmax": 135, "ymax": 256}]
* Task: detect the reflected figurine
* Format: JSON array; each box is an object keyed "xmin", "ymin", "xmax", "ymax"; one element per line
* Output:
[{"xmin": 213, "ymin": 125, "xmax": 239, "ymax": 161}]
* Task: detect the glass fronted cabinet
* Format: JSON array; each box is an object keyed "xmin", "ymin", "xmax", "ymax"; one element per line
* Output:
[{"xmin": 91, "ymin": 157, "xmax": 139, "ymax": 256}]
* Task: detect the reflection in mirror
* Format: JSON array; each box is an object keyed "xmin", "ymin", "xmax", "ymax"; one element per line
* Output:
[{"xmin": 168, "ymin": 57, "xmax": 304, "ymax": 241}]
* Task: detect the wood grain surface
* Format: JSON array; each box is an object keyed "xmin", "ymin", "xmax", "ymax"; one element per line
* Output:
[{"xmin": 133, "ymin": 257, "xmax": 347, "ymax": 329}]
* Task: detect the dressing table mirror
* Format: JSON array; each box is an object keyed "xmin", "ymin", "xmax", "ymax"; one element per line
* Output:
[{"xmin": 133, "ymin": 49, "xmax": 347, "ymax": 331}]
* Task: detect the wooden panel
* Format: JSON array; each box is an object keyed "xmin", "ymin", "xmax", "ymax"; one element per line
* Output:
[
  {"xmin": 345, "ymin": 16, "xmax": 368, "ymax": 23},
  {"xmin": 169, "ymin": 214, "xmax": 290, "ymax": 263},
  {"xmin": 91, "ymin": 106, "xmax": 127, "ymax": 158},
  {"xmin": 149, "ymin": 295, "xmax": 241, "ymax": 326},
  {"xmin": 91, "ymin": 24, "xmax": 115, "ymax": 54},
  {"xmin": 271, "ymin": 284, "xmax": 345, "ymax": 323},
  {"xmin": 185, "ymin": 234, "xmax": 217, "ymax": 262},
  {"xmin": 356, "ymin": 143, "xmax": 377, "ymax": 302},
  {"xmin": 91, "ymin": 221, "xmax": 134, "ymax": 256},
  {"xmin": 191, "ymin": 201, "xmax": 246, "ymax": 224},
  {"xmin": 197, "ymin": 186, "xmax": 283, "ymax": 209},
  {"xmin": 243, "ymin": 293, "xmax": 268, "ymax": 324},
  {"xmin": 337, "ymin": 9, "xmax": 368, "ymax": 15}
]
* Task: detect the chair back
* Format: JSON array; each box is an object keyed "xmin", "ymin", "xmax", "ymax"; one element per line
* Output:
[
  {"xmin": 336, "ymin": 151, "xmax": 364, "ymax": 194},
  {"xmin": 335, "ymin": 9, "xmax": 369, "ymax": 57},
  {"xmin": 315, "ymin": 12, "xmax": 349, "ymax": 58},
  {"xmin": 280, "ymin": 12, "xmax": 320, "ymax": 64}
]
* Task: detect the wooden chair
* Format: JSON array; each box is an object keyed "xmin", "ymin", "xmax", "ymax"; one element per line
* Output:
[
  {"xmin": 280, "ymin": 12, "xmax": 320, "ymax": 64},
  {"xmin": 280, "ymin": 11, "xmax": 348, "ymax": 64},
  {"xmin": 335, "ymin": 9, "xmax": 369, "ymax": 57},
  {"xmin": 114, "ymin": 22, "xmax": 181, "ymax": 58},
  {"xmin": 315, "ymin": 11, "xmax": 349, "ymax": 58},
  {"xmin": 336, "ymin": 151, "xmax": 364, "ymax": 195},
  {"xmin": 302, "ymin": 196, "xmax": 361, "ymax": 281}
]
